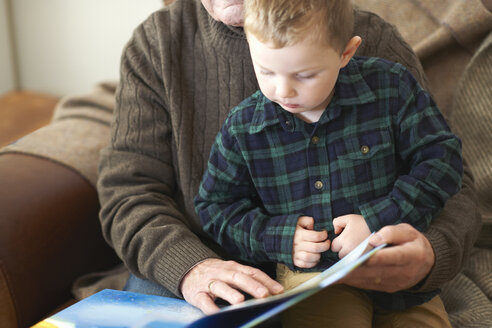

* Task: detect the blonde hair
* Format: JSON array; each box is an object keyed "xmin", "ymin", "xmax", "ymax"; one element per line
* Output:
[{"xmin": 244, "ymin": 0, "xmax": 354, "ymax": 53}]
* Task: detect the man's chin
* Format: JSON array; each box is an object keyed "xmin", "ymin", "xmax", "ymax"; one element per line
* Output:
[{"xmin": 220, "ymin": 5, "xmax": 244, "ymax": 26}]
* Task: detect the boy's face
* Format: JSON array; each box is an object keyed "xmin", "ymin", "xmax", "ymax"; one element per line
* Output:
[{"xmin": 248, "ymin": 33, "xmax": 348, "ymax": 123}]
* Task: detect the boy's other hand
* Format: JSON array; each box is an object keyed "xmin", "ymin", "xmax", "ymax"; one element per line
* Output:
[
  {"xmin": 292, "ymin": 216, "xmax": 331, "ymax": 268},
  {"xmin": 331, "ymin": 214, "xmax": 371, "ymax": 258}
]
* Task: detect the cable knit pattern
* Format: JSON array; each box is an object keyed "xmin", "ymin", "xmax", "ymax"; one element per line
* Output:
[
  {"xmin": 451, "ymin": 31, "xmax": 492, "ymax": 246},
  {"xmin": 443, "ymin": 32, "xmax": 492, "ymax": 326}
]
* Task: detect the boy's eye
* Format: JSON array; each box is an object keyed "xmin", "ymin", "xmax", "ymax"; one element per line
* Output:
[
  {"xmin": 297, "ymin": 73, "xmax": 315, "ymax": 79},
  {"xmin": 260, "ymin": 70, "xmax": 273, "ymax": 76}
]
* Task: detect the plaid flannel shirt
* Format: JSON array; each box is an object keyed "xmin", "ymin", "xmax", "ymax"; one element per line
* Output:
[{"xmin": 195, "ymin": 57, "xmax": 463, "ymax": 309}]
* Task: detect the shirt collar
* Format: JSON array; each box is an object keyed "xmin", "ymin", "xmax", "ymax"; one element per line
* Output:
[
  {"xmin": 249, "ymin": 57, "xmax": 376, "ymax": 134},
  {"xmin": 249, "ymin": 91, "xmax": 281, "ymax": 134},
  {"xmin": 336, "ymin": 57, "xmax": 376, "ymax": 106}
]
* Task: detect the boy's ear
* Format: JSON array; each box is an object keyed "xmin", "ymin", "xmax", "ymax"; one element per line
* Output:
[{"xmin": 340, "ymin": 36, "xmax": 362, "ymax": 68}]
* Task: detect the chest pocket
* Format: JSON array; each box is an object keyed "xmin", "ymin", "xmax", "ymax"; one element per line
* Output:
[
  {"xmin": 337, "ymin": 129, "xmax": 393, "ymax": 160},
  {"xmin": 334, "ymin": 129, "xmax": 396, "ymax": 201}
]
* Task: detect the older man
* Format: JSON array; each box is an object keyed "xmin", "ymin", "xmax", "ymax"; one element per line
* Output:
[{"xmin": 97, "ymin": 0, "xmax": 480, "ymax": 314}]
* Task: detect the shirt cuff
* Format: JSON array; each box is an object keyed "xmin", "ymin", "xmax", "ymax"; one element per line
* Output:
[
  {"xmin": 358, "ymin": 197, "xmax": 400, "ymax": 233},
  {"xmin": 263, "ymin": 214, "xmax": 301, "ymax": 269}
]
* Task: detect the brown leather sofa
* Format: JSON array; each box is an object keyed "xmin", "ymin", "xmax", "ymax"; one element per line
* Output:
[{"xmin": 0, "ymin": 153, "xmax": 120, "ymax": 328}]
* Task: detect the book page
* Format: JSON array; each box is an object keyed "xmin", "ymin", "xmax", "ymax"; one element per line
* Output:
[{"xmin": 189, "ymin": 234, "xmax": 385, "ymax": 328}]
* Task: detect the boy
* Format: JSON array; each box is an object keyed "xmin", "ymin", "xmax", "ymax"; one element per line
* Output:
[{"xmin": 195, "ymin": 0, "xmax": 462, "ymax": 326}]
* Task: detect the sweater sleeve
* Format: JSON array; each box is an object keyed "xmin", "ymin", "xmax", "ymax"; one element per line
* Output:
[{"xmin": 97, "ymin": 16, "xmax": 218, "ymax": 297}]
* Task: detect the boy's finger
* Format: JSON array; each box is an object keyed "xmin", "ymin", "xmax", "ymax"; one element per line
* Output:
[
  {"xmin": 293, "ymin": 251, "xmax": 321, "ymax": 268},
  {"xmin": 297, "ymin": 216, "xmax": 315, "ymax": 229},
  {"xmin": 294, "ymin": 258, "xmax": 318, "ymax": 268},
  {"xmin": 296, "ymin": 239, "xmax": 331, "ymax": 253},
  {"xmin": 299, "ymin": 228, "xmax": 328, "ymax": 242},
  {"xmin": 332, "ymin": 216, "xmax": 348, "ymax": 234},
  {"xmin": 331, "ymin": 235, "xmax": 342, "ymax": 253},
  {"xmin": 295, "ymin": 250, "xmax": 321, "ymax": 262}
]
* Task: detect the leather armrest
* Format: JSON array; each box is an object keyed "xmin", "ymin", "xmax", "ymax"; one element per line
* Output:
[{"xmin": 0, "ymin": 153, "xmax": 120, "ymax": 328}]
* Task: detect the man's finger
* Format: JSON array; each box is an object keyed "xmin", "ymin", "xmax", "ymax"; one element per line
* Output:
[
  {"xmin": 209, "ymin": 280, "xmax": 245, "ymax": 305},
  {"xmin": 364, "ymin": 246, "xmax": 411, "ymax": 267},
  {"xmin": 338, "ymin": 265, "xmax": 385, "ymax": 289},
  {"xmin": 236, "ymin": 264, "xmax": 284, "ymax": 295},
  {"xmin": 370, "ymin": 223, "xmax": 418, "ymax": 247},
  {"xmin": 222, "ymin": 268, "xmax": 277, "ymax": 298},
  {"xmin": 340, "ymin": 260, "xmax": 423, "ymax": 293},
  {"xmin": 194, "ymin": 292, "xmax": 220, "ymax": 315}
]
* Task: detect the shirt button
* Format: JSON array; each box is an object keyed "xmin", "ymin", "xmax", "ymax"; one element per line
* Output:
[
  {"xmin": 311, "ymin": 136, "xmax": 320, "ymax": 144},
  {"xmin": 314, "ymin": 180, "xmax": 324, "ymax": 190},
  {"xmin": 360, "ymin": 145, "xmax": 370, "ymax": 154}
]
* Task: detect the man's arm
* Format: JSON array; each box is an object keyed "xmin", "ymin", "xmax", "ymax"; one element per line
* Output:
[
  {"xmin": 421, "ymin": 159, "xmax": 481, "ymax": 291},
  {"xmin": 347, "ymin": 9, "xmax": 481, "ymax": 291},
  {"xmin": 97, "ymin": 19, "xmax": 219, "ymax": 297},
  {"xmin": 97, "ymin": 14, "xmax": 283, "ymax": 313},
  {"xmin": 359, "ymin": 66, "xmax": 463, "ymax": 234}
]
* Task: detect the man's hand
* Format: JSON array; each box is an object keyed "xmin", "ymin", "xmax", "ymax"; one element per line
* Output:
[
  {"xmin": 292, "ymin": 216, "xmax": 331, "ymax": 268},
  {"xmin": 331, "ymin": 214, "xmax": 371, "ymax": 258},
  {"xmin": 180, "ymin": 258, "xmax": 284, "ymax": 314},
  {"xmin": 338, "ymin": 223, "xmax": 435, "ymax": 292}
]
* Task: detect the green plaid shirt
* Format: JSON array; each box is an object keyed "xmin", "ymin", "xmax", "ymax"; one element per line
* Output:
[{"xmin": 195, "ymin": 57, "xmax": 462, "ymax": 309}]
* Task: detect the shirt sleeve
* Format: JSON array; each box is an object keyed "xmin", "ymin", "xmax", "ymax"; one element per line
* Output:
[
  {"xmin": 358, "ymin": 66, "xmax": 464, "ymax": 232},
  {"xmin": 195, "ymin": 121, "xmax": 300, "ymax": 269}
]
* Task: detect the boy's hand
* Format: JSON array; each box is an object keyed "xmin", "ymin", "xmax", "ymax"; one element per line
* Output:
[
  {"xmin": 292, "ymin": 216, "xmax": 331, "ymax": 268},
  {"xmin": 331, "ymin": 214, "xmax": 371, "ymax": 259}
]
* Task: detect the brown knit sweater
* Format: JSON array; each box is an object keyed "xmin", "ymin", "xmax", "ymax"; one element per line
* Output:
[{"xmin": 97, "ymin": 0, "xmax": 481, "ymax": 297}]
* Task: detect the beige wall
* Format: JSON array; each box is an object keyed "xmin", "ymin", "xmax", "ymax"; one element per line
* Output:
[
  {"xmin": 11, "ymin": 0, "xmax": 162, "ymax": 96},
  {"xmin": 0, "ymin": 0, "xmax": 16, "ymax": 95}
]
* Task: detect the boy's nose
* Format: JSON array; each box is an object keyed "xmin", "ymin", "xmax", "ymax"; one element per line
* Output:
[{"xmin": 276, "ymin": 82, "xmax": 296, "ymax": 99}]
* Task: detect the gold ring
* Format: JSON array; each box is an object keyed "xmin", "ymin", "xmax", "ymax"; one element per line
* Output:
[
  {"xmin": 375, "ymin": 277, "xmax": 382, "ymax": 285},
  {"xmin": 208, "ymin": 280, "xmax": 216, "ymax": 294}
]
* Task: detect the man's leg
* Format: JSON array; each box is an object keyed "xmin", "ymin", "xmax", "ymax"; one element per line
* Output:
[
  {"xmin": 374, "ymin": 295, "xmax": 451, "ymax": 328},
  {"xmin": 277, "ymin": 264, "xmax": 373, "ymax": 328}
]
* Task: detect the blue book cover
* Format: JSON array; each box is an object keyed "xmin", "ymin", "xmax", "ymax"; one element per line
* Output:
[
  {"xmin": 33, "ymin": 235, "xmax": 384, "ymax": 328},
  {"xmin": 33, "ymin": 289, "xmax": 203, "ymax": 328}
]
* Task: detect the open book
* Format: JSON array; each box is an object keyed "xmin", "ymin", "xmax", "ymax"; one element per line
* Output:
[{"xmin": 34, "ymin": 235, "xmax": 385, "ymax": 328}]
